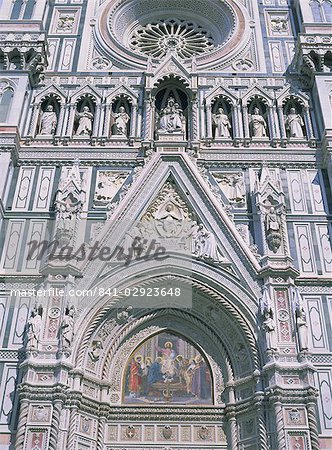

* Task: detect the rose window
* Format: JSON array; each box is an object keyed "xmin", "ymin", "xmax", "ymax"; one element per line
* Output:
[{"xmin": 129, "ymin": 19, "xmax": 214, "ymax": 58}]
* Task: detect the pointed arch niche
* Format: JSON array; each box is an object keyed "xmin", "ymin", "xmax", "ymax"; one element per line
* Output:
[
  {"xmin": 151, "ymin": 78, "xmax": 192, "ymax": 140},
  {"xmin": 123, "ymin": 330, "xmax": 213, "ymax": 405}
]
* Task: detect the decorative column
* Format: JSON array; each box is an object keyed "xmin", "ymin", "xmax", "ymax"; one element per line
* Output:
[
  {"xmin": 243, "ymin": 105, "xmax": 250, "ymax": 139},
  {"xmin": 304, "ymin": 106, "xmax": 315, "ymax": 140},
  {"xmin": 15, "ymin": 398, "xmax": 29, "ymax": 450},
  {"xmin": 143, "ymin": 94, "xmax": 152, "ymax": 141},
  {"xmin": 92, "ymin": 103, "xmax": 101, "ymax": 137},
  {"xmin": 272, "ymin": 104, "xmax": 280, "ymax": 138},
  {"xmin": 255, "ymin": 397, "xmax": 269, "ymax": 450},
  {"xmin": 130, "ymin": 103, "xmax": 137, "ymax": 138},
  {"xmin": 97, "ymin": 411, "xmax": 107, "ymax": 450},
  {"xmin": 274, "ymin": 401, "xmax": 286, "ymax": 450},
  {"xmin": 232, "ymin": 103, "xmax": 240, "ymax": 139},
  {"xmin": 103, "ymin": 103, "xmax": 112, "ymax": 137},
  {"xmin": 49, "ymin": 399, "xmax": 62, "ymax": 450},
  {"xmin": 19, "ymin": 0, "xmax": 27, "ymax": 19},
  {"xmin": 66, "ymin": 407, "xmax": 78, "ymax": 450},
  {"xmin": 191, "ymin": 94, "xmax": 199, "ymax": 141},
  {"xmin": 65, "ymin": 104, "xmax": 76, "ymax": 137},
  {"xmin": 277, "ymin": 106, "xmax": 286, "ymax": 140},
  {"xmin": 27, "ymin": 103, "xmax": 40, "ymax": 137},
  {"xmin": 199, "ymin": 91, "xmax": 206, "ymax": 138},
  {"xmin": 267, "ymin": 105, "xmax": 276, "ymax": 139},
  {"xmin": 206, "ymin": 102, "xmax": 213, "ymax": 140},
  {"xmin": 33, "ymin": 0, "xmax": 47, "ymax": 21},
  {"xmin": 307, "ymin": 401, "xmax": 320, "ymax": 450},
  {"xmin": 56, "ymin": 102, "xmax": 66, "ymax": 137},
  {"xmin": 98, "ymin": 101, "xmax": 105, "ymax": 137}
]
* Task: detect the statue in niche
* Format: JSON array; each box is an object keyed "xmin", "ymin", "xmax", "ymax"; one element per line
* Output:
[
  {"xmin": 296, "ymin": 306, "xmax": 308, "ymax": 351},
  {"xmin": 61, "ymin": 306, "xmax": 75, "ymax": 350},
  {"xmin": 55, "ymin": 192, "xmax": 82, "ymax": 245},
  {"xmin": 112, "ymin": 106, "xmax": 130, "ymax": 136},
  {"xmin": 265, "ymin": 206, "xmax": 282, "ymax": 253},
  {"xmin": 193, "ymin": 224, "xmax": 223, "ymax": 262},
  {"xmin": 285, "ymin": 108, "xmax": 304, "ymax": 138},
  {"xmin": 158, "ymin": 97, "xmax": 185, "ymax": 133},
  {"xmin": 262, "ymin": 306, "xmax": 277, "ymax": 350},
  {"xmin": 39, "ymin": 105, "xmax": 57, "ymax": 135},
  {"xmin": 27, "ymin": 306, "xmax": 42, "ymax": 349},
  {"xmin": 75, "ymin": 106, "xmax": 94, "ymax": 136},
  {"xmin": 212, "ymin": 107, "xmax": 231, "ymax": 138},
  {"xmin": 249, "ymin": 107, "xmax": 268, "ymax": 137}
]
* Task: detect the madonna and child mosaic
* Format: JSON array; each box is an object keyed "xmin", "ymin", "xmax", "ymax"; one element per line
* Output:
[{"xmin": 123, "ymin": 332, "xmax": 213, "ymax": 405}]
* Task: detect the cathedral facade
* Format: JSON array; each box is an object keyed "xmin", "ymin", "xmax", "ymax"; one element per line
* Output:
[{"xmin": 0, "ymin": 0, "xmax": 331, "ymax": 449}]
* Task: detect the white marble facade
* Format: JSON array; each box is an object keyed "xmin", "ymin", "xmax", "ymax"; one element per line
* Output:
[{"xmin": 0, "ymin": 0, "xmax": 332, "ymax": 449}]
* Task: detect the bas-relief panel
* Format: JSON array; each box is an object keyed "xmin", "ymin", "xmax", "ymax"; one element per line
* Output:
[{"xmin": 123, "ymin": 332, "xmax": 213, "ymax": 405}]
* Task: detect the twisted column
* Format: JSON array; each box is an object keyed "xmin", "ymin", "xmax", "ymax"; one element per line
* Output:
[
  {"xmin": 15, "ymin": 399, "xmax": 29, "ymax": 450},
  {"xmin": 97, "ymin": 416, "xmax": 106, "ymax": 450},
  {"xmin": 66, "ymin": 407, "xmax": 78, "ymax": 450},
  {"xmin": 49, "ymin": 400, "xmax": 62, "ymax": 450},
  {"xmin": 191, "ymin": 97, "xmax": 198, "ymax": 140},
  {"xmin": 228, "ymin": 415, "xmax": 238, "ymax": 449},
  {"xmin": 274, "ymin": 401, "xmax": 286, "ymax": 450},
  {"xmin": 143, "ymin": 96, "xmax": 152, "ymax": 140},
  {"xmin": 307, "ymin": 402, "xmax": 320, "ymax": 450},
  {"xmin": 257, "ymin": 406, "xmax": 269, "ymax": 450}
]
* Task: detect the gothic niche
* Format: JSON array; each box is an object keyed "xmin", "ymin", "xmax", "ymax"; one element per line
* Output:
[
  {"xmin": 123, "ymin": 332, "xmax": 213, "ymax": 405},
  {"xmin": 248, "ymin": 100, "xmax": 269, "ymax": 138},
  {"xmin": 110, "ymin": 97, "xmax": 131, "ymax": 137},
  {"xmin": 74, "ymin": 96, "xmax": 95, "ymax": 137},
  {"xmin": 155, "ymin": 87, "xmax": 188, "ymax": 140},
  {"xmin": 283, "ymin": 101, "xmax": 306, "ymax": 139},
  {"xmin": 37, "ymin": 96, "xmax": 60, "ymax": 136},
  {"xmin": 212, "ymin": 98, "xmax": 232, "ymax": 139}
]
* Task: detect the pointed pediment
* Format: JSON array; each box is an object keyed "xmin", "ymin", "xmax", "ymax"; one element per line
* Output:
[
  {"xmin": 151, "ymin": 54, "xmax": 191, "ymax": 87},
  {"xmin": 80, "ymin": 154, "xmax": 261, "ymax": 294},
  {"xmin": 71, "ymin": 84, "xmax": 102, "ymax": 103},
  {"xmin": 34, "ymin": 84, "xmax": 66, "ymax": 103},
  {"xmin": 241, "ymin": 85, "xmax": 273, "ymax": 106},
  {"xmin": 106, "ymin": 84, "xmax": 138, "ymax": 104},
  {"xmin": 205, "ymin": 85, "xmax": 238, "ymax": 106}
]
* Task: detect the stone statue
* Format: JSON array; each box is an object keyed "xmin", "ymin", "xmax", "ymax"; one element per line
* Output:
[
  {"xmin": 61, "ymin": 306, "xmax": 75, "ymax": 349},
  {"xmin": 27, "ymin": 307, "xmax": 42, "ymax": 349},
  {"xmin": 158, "ymin": 97, "xmax": 185, "ymax": 133},
  {"xmin": 88, "ymin": 340, "xmax": 103, "ymax": 362},
  {"xmin": 228, "ymin": 173, "xmax": 246, "ymax": 203},
  {"xmin": 265, "ymin": 206, "xmax": 282, "ymax": 252},
  {"xmin": 212, "ymin": 107, "xmax": 231, "ymax": 138},
  {"xmin": 250, "ymin": 107, "xmax": 268, "ymax": 137},
  {"xmin": 193, "ymin": 224, "xmax": 221, "ymax": 261},
  {"xmin": 262, "ymin": 307, "xmax": 277, "ymax": 350},
  {"xmin": 39, "ymin": 105, "xmax": 57, "ymax": 135},
  {"xmin": 285, "ymin": 108, "xmax": 304, "ymax": 138},
  {"xmin": 75, "ymin": 106, "xmax": 94, "ymax": 136},
  {"xmin": 113, "ymin": 106, "xmax": 130, "ymax": 136},
  {"xmin": 296, "ymin": 306, "xmax": 308, "ymax": 351}
]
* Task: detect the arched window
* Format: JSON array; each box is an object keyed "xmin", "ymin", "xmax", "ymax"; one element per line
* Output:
[
  {"xmin": 310, "ymin": 0, "xmax": 332, "ymax": 23},
  {"xmin": 10, "ymin": 0, "xmax": 24, "ymax": 20},
  {"xmin": 0, "ymin": 88, "xmax": 14, "ymax": 122},
  {"xmin": 23, "ymin": 0, "xmax": 36, "ymax": 19},
  {"xmin": 123, "ymin": 331, "xmax": 213, "ymax": 405}
]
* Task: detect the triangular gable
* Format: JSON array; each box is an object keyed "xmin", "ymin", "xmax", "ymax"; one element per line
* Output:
[
  {"xmin": 79, "ymin": 154, "xmax": 261, "ymax": 293},
  {"xmin": 106, "ymin": 84, "xmax": 138, "ymax": 104},
  {"xmin": 150, "ymin": 54, "xmax": 191, "ymax": 88}
]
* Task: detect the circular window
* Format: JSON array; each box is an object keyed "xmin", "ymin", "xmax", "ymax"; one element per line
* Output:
[
  {"xmin": 129, "ymin": 19, "xmax": 214, "ymax": 59},
  {"xmin": 96, "ymin": 0, "xmax": 250, "ymax": 70}
]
